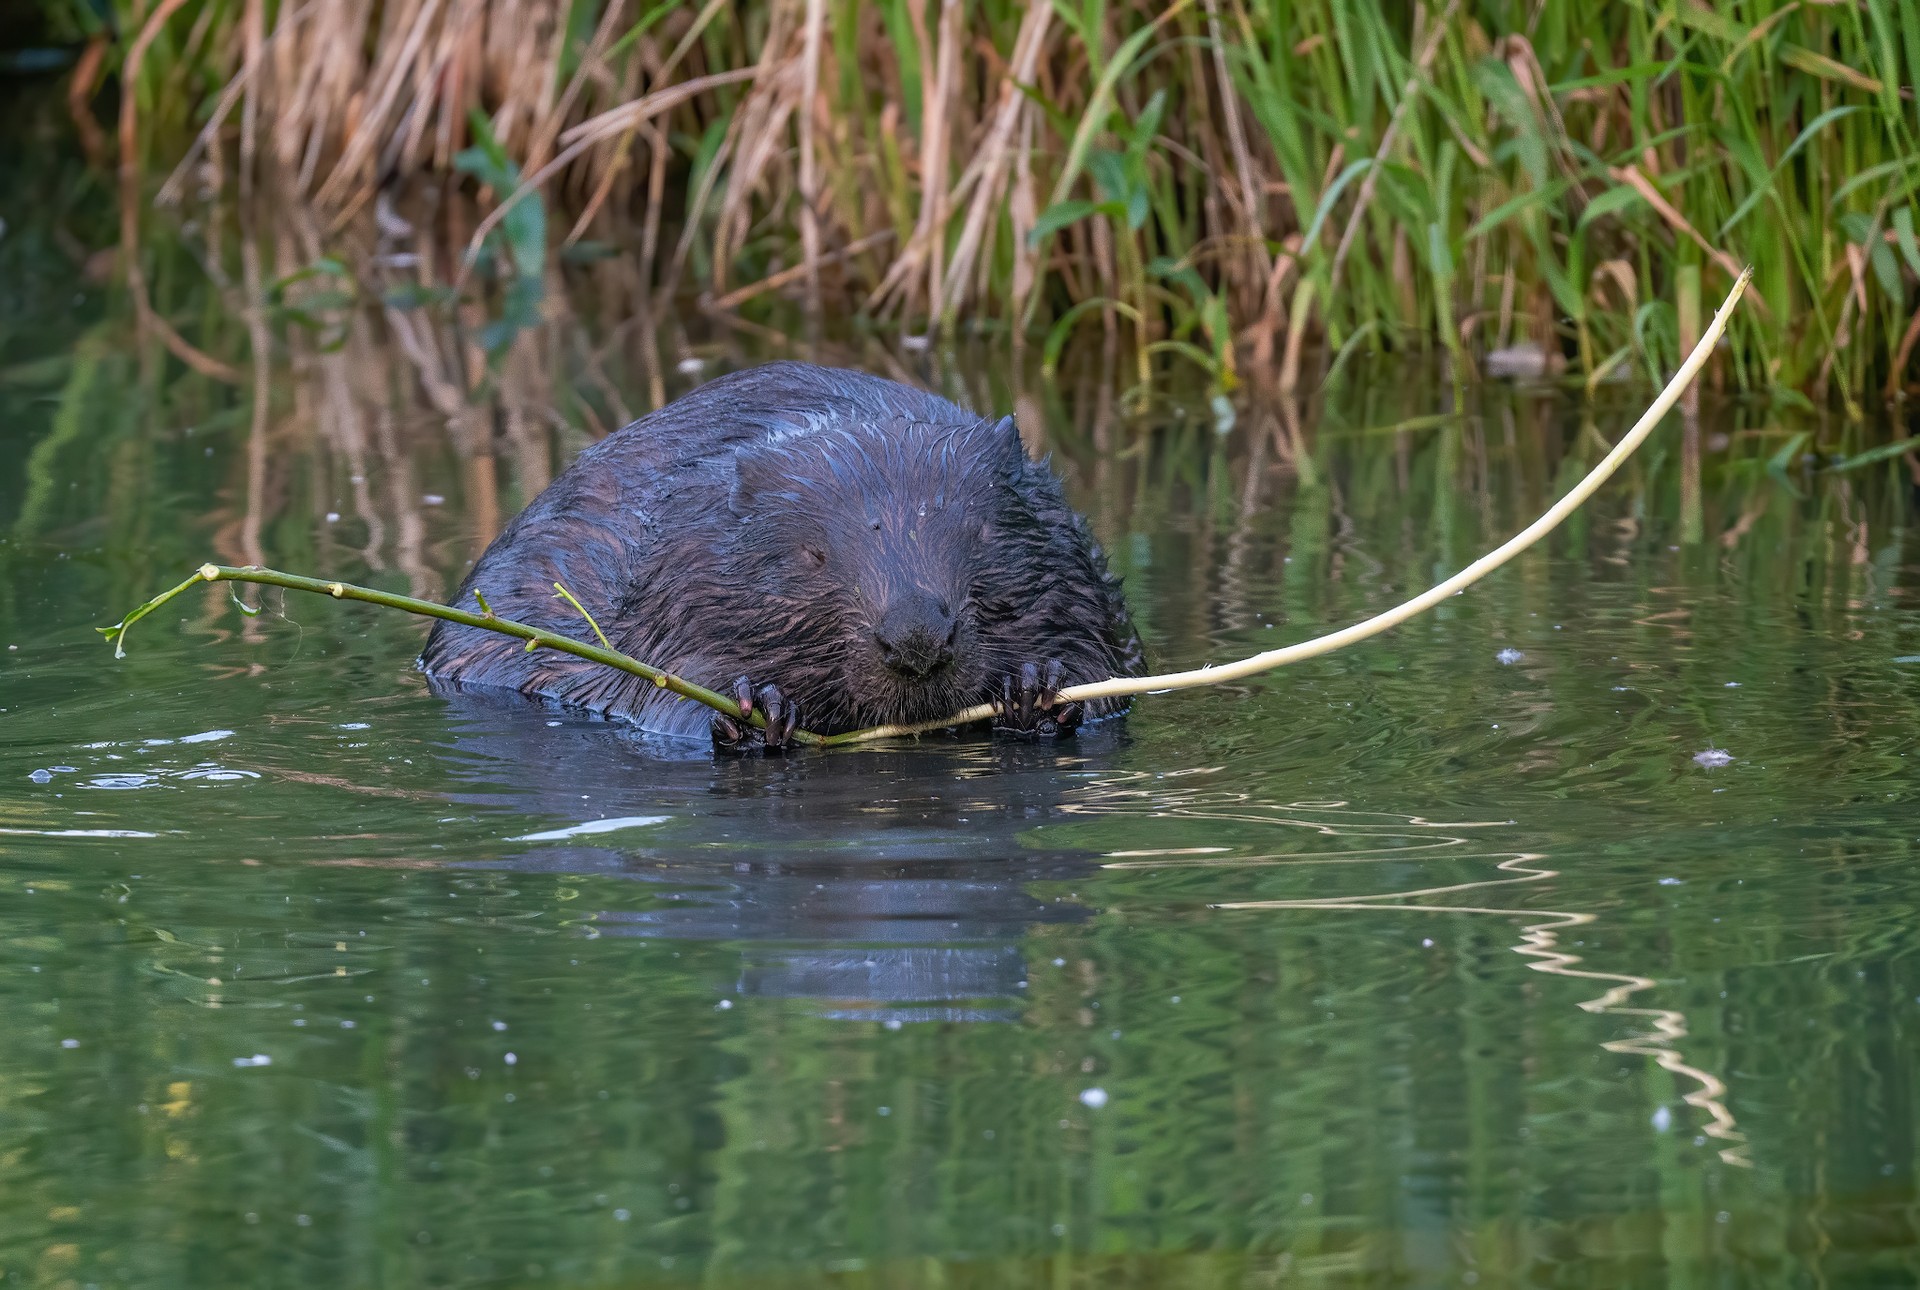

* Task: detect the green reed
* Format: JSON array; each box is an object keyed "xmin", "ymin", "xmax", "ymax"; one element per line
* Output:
[{"xmin": 27, "ymin": 0, "xmax": 1920, "ymax": 408}]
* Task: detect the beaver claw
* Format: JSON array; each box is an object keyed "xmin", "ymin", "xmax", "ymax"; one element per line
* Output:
[
  {"xmin": 711, "ymin": 677, "xmax": 802, "ymax": 754},
  {"xmin": 992, "ymin": 659, "xmax": 1082, "ymax": 739}
]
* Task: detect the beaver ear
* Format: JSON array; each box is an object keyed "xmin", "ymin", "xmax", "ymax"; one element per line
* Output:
[{"xmin": 986, "ymin": 414, "xmax": 1030, "ymax": 481}]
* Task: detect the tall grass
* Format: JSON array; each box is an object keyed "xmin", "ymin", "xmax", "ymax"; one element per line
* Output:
[{"xmin": 40, "ymin": 0, "xmax": 1920, "ymax": 405}]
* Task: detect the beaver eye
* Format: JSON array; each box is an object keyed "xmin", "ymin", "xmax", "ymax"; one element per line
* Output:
[{"xmin": 800, "ymin": 545, "xmax": 826, "ymax": 570}]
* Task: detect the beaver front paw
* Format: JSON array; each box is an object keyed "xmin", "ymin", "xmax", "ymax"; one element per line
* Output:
[
  {"xmin": 992, "ymin": 660, "xmax": 1083, "ymax": 739},
  {"xmin": 710, "ymin": 677, "xmax": 803, "ymax": 754}
]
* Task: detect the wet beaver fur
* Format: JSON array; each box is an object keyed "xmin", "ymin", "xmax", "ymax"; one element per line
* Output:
[{"xmin": 419, "ymin": 361, "xmax": 1144, "ymax": 749}]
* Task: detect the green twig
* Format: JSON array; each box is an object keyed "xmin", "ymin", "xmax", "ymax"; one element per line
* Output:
[
  {"xmin": 551, "ymin": 581, "xmax": 614, "ymax": 652},
  {"xmin": 99, "ymin": 563, "xmax": 830, "ymax": 746}
]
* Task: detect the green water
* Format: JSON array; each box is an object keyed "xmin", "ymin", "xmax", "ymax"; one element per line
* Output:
[{"xmin": 5, "ymin": 191, "xmax": 1920, "ymax": 1288}]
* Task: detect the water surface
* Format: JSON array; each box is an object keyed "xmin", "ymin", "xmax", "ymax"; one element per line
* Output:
[{"xmin": 3, "ymin": 186, "xmax": 1920, "ymax": 1287}]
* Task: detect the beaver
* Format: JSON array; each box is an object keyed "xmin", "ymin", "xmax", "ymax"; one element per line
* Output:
[{"xmin": 419, "ymin": 361, "xmax": 1144, "ymax": 750}]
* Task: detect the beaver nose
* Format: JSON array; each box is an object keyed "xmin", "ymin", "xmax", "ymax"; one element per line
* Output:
[{"xmin": 874, "ymin": 593, "xmax": 957, "ymax": 680}]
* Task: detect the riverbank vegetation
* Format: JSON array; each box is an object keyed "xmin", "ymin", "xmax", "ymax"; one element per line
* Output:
[{"xmin": 18, "ymin": 0, "xmax": 1920, "ymax": 410}]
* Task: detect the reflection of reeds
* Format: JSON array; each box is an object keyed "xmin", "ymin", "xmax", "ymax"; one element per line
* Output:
[
  {"xmin": 1225, "ymin": 866, "xmax": 1751, "ymax": 1169},
  {"xmin": 70, "ymin": 0, "xmax": 1920, "ymax": 398},
  {"xmin": 1071, "ymin": 777, "xmax": 1752, "ymax": 1167}
]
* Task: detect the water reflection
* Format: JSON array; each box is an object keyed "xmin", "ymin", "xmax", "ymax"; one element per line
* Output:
[
  {"xmin": 1080, "ymin": 776, "xmax": 1751, "ymax": 1167},
  {"xmin": 434, "ymin": 694, "xmax": 1113, "ymax": 1022}
]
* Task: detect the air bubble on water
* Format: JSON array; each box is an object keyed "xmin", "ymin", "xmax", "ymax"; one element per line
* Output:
[
  {"xmin": 325, "ymin": 512, "xmax": 341, "ymax": 523},
  {"xmin": 1651, "ymin": 1106, "xmax": 1672, "ymax": 1131},
  {"xmin": 491, "ymin": 1020, "xmax": 507, "ymax": 1031},
  {"xmin": 1693, "ymin": 748, "xmax": 1734, "ymax": 768},
  {"xmin": 60, "ymin": 1038, "xmax": 78, "ymax": 1048},
  {"xmin": 614, "ymin": 1209, "xmax": 630, "ymax": 1222},
  {"xmin": 1659, "ymin": 877, "xmax": 1683, "ymax": 886},
  {"xmin": 877, "ymin": 1106, "xmax": 890, "ymax": 1117},
  {"xmin": 28, "ymin": 769, "xmax": 51, "ymax": 783},
  {"xmin": 885, "ymin": 1018, "xmax": 902, "ymax": 1031},
  {"xmin": 88, "ymin": 773, "xmax": 156, "ymax": 790},
  {"xmin": 233, "ymin": 1054, "xmax": 272, "ymax": 1068},
  {"xmin": 715, "ymin": 999, "xmax": 732, "ymax": 1011},
  {"xmin": 1422, "ymin": 938, "xmax": 1434, "ymax": 948},
  {"xmin": 1495, "ymin": 648, "xmax": 1524, "ymax": 664},
  {"xmin": 177, "ymin": 765, "xmax": 261, "ymax": 782},
  {"xmin": 504, "ymin": 1053, "xmax": 517, "ymax": 1065},
  {"xmin": 1078, "ymin": 1088, "xmax": 1108, "ymax": 1109}
]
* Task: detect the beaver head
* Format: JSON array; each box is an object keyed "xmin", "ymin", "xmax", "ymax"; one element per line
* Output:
[{"xmin": 718, "ymin": 413, "xmax": 1050, "ymax": 731}]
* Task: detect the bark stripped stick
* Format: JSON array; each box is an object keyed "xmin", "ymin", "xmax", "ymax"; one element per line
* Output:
[{"xmin": 106, "ymin": 271, "xmax": 1749, "ymax": 750}]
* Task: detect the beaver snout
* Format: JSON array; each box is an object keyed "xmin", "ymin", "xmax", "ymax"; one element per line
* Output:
[{"xmin": 874, "ymin": 592, "xmax": 958, "ymax": 680}]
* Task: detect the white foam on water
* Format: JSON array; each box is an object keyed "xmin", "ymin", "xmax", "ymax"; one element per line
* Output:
[{"xmin": 510, "ymin": 816, "xmax": 670, "ymax": 842}]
